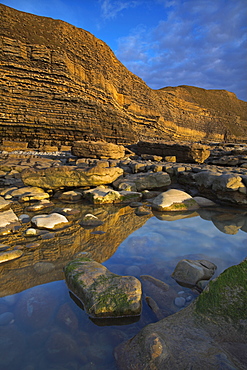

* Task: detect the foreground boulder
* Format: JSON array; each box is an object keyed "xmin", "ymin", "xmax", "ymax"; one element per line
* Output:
[
  {"xmin": 21, "ymin": 162, "xmax": 124, "ymax": 189},
  {"xmin": 72, "ymin": 140, "xmax": 125, "ymax": 159},
  {"xmin": 152, "ymin": 189, "xmax": 199, "ymax": 211},
  {"xmin": 171, "ymin": 259, "xmax": 217, "ymax": 287},
  {"xmin": 115, "ymin": 259, "xmax": 247, "ymax": 369},
  {"xmin": 64, "ymin": 254, "xmax": 142, "ymax": 318}
]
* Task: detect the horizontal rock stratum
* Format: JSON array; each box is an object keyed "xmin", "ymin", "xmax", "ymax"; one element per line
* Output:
[{"xmin": 0, "ymin": 3, "xmax": 247, "ymax": 149}]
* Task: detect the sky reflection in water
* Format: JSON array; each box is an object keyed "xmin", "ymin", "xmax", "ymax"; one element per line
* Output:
[{"xmin": 0, "ymin": 212, "xmax": 246, "ymax": 369}]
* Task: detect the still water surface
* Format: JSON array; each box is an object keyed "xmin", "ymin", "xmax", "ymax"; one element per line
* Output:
[{"xmin": 0, "ymin": 208, "xmax": 246, "ymax": 369}]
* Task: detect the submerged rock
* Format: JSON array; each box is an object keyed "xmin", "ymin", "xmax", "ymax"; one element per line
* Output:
[{"xmin": 64, "ymin": 254, "xmax": 142, "ymax": 318}]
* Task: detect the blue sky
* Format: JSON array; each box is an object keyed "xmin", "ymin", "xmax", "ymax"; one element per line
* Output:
[{"xmin": 1, "ymin": 0, "xmax": 247, "ymax": 101}]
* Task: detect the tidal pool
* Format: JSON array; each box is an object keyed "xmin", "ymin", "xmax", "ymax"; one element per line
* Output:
[{"xmin": 0, "ymin": 206, "xmax": 246, "ymax": 369}]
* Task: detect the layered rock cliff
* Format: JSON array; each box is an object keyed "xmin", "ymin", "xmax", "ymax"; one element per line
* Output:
[{"xmin": 0, "ymin": 4, "xmax": 247, "ymax": 148}]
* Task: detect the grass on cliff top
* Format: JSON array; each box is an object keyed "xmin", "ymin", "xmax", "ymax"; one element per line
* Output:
[{"xmin": 196, "ymin": 259, "xmax": 247, "ymax": 322}]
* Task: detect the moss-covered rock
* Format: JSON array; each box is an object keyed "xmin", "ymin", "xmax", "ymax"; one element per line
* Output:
[
  {"xmin": 196, "ymin": 259, "xmax": 247, "ymax": 326},
  {"xmin": 64, "ymin": 254, "xmax": 142, "ymax": 318}
]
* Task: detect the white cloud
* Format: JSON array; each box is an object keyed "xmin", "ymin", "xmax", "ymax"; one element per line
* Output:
[
  {"xmin": 115, "ymin": 0, "xmax": 247, "ymax": 100},
  {"xmin": 99, "ymin": 0, "xmax": 139, "ymax": 19}
]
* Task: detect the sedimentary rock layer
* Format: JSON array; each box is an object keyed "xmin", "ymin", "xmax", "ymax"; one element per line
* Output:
[{"xmin": 1, "ymin": 4, "xmax": 247, "ymax": 148}]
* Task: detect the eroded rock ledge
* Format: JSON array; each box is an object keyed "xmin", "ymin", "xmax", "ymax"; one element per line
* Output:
[{"xmin": 1, "ymin": 3, "xmax": 247, "ymax": 148}]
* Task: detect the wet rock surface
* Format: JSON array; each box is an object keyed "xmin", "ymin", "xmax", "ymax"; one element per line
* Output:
[
  {"xmin": 115, "ymin": 260, "xmax": 247, "ymax": 369},
  {"xmin": 0, "ymin": 146, "xmax": 246, "ymax": 369},
  {"xmin": 171, "ymin": 259, "xmax": 217, "ymax": 287},
  {"xmin": 72, "ymin": 140, "xmax": 125, "ymax": 159},
  {"xmin": 64, "ymin": 254, "xmax": 142, "ymax": 318}
]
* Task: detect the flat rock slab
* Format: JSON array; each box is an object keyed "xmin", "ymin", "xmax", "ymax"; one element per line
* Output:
[
  {"xmin": 152, "ymin": 189, "xmax": 199, "ymax": 211},
  {"xmin": 0, "ymin": 209, "xmax": 19, "ymax": 228},
  {"xmin": 8, "ymin": 186, "xmax": 50, "ymax": 202},
  {"xmin": 72, "ymin": 140, "xmax": 125, "ymax": 159},
  {"xmin": 31, "ymin": 213, "xmax": 69, "ymax": 230},
  {"xmin": 64, "ymin": 255, "xmax": 142, "ymax": 318},
  {"xmin": 21, "ymin": 162, "xmax": 124, "ymax": 189}
]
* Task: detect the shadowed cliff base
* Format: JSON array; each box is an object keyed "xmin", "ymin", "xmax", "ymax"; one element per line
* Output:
[{"xmin": 1, "ymin": 3, "xmax": 247, "ymax": 149}]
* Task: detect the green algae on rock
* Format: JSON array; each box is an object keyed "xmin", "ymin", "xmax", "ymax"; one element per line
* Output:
[
  {"xmin": 195, "ymin": 259, "xmax": 247, "ymax": 325},
  {"xmin": 64, "ymin": 254, "xmax": 142, "ymax": 318}
]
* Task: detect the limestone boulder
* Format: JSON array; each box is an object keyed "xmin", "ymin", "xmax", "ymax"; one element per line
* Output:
[
  {"xmin": 115, "ymin": 260, "xmax": 247, "ymax": 369},
  {"xmin": 83, "ymin": 187, "xmax": 142, "ymax": 204},
  {"xmin": 171, "ymin": 259, "xmax": 217, "ymax": 287},
  {"xmin": 71, "ymin": 140, "xmax": 125, "ymax": 159},
  {"xmin": 152, "ymin": 189, "xmax": 199, "ymax": 211},
  {"xmin": 113, "ymin": 171, "xmax": 171, "ymax": 192},
  {"xmin": 211, "ymin": 174, "xmax": 244, "ymax": 192},
  {"xmin": 133, "ymin": 141, "xmax": 211, "ymax": 163},
  {"xmin": 31, "ymin": 213, "xmax": 69, "ymax": 230},
  {"xmin": 64, "ymin": 254, "xmax": 142, "ymax": 318},
  {"xmin": 193, "ymin": 170, "xmax": 221, "ymax": 188},
  {"xmin": 21, "ymin": 162, "xmax": 124, "ymax": 189}
]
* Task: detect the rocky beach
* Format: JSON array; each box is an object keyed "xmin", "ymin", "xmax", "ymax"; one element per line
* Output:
[
  {"xmin": 0, "ymin": 140, "xmax": 246, "ymax": 368},
  {"xmin": 0, "ymin": 3, "xmax": 247, "ymax": 369}
]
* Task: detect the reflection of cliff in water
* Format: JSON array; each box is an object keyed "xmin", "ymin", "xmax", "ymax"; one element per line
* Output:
[{"xmin": 0, "ymin": 204, "xmax": 151, "ymax": 297}]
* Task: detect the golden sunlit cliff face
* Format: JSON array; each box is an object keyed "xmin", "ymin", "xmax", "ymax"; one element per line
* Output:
[{"xmin": 0, "ymin": 4, "xmax": 247, "ymax": 147}]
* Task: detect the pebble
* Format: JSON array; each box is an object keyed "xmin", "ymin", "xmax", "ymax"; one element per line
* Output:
[
  {"xmin": 186, "ymin": 295, "xmax": 193, "ymax": 302},
  {"xmin": 174, "ymin": 297, "xmax": 186, "ymax": 308},
  {"xmin": 125, "ymin": 265, "xmax": 141, "ymax": 276},
  {"xmin": 19, "ymin": 214, "xmax": 31, "ymax": 223},
  {"xmin": 0, "ymin": 312, "xmax": 14, "ymax": 325},
  {"xmin": 26, "ymin": 228, "xmax": 37, "ymax": 236}
]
